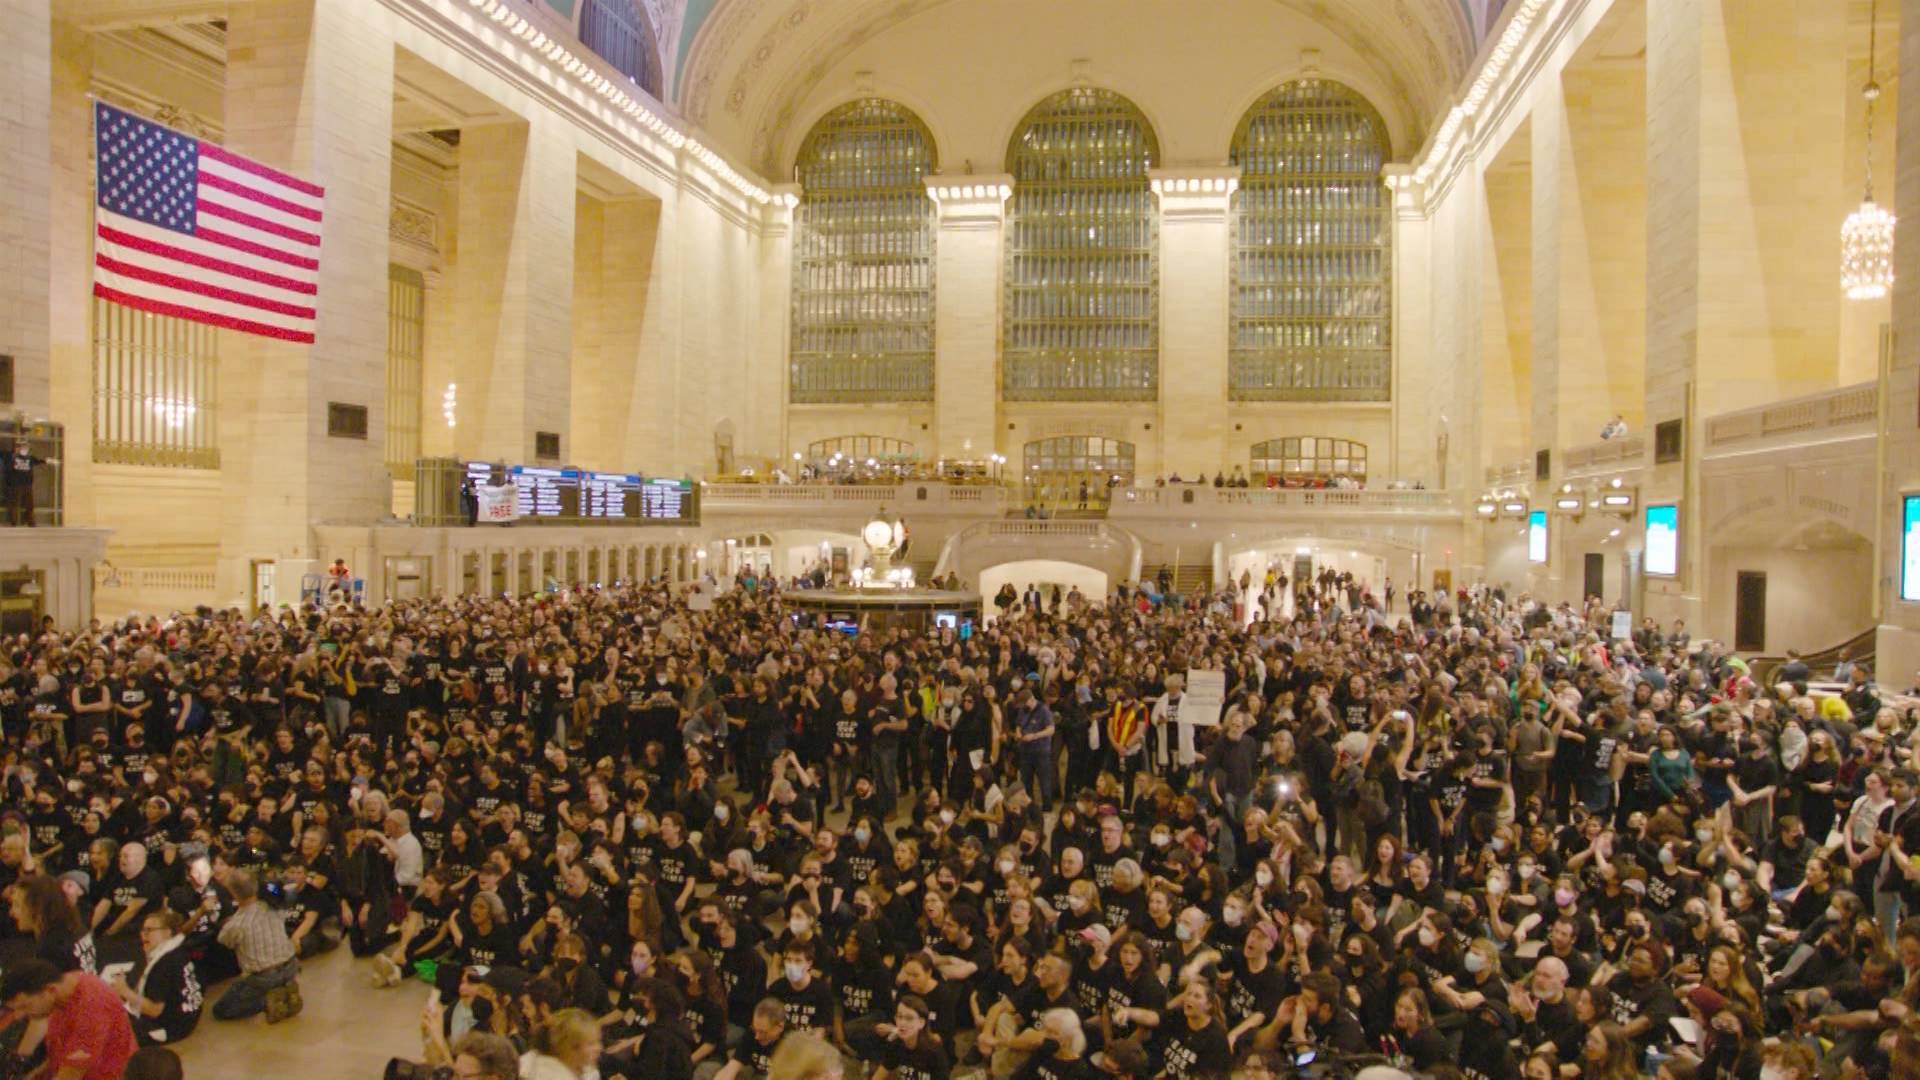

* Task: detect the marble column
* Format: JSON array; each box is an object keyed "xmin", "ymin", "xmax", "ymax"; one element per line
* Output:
[
  {"xmin": 1151, "ymin": 169, "xmax": 1238, "ymax": 475},
  {"xmin": 925, "ymin": 178, "xmax": 1012, "ymax": 461}
]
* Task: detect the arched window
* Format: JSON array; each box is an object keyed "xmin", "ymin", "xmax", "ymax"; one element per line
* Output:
[
  {"xmin": 1230, "ymin": 80, "xmax": 1392, "ymax": 401},
  {"xmin": 579, "ymin": 0, "xmax": 662, "ymax": 96},
  {"xmin": 791, "ymin": 99, "xmax": 938, "ymax": 403},
  {"xmin": 1249, "ymin": 436, "xmax": 1368, "ymax": 485},
  {"xmin": 1022, "ymin": 436, "xmax": 1136, "ymax": 510},
  {"xmin": 1004, "ymin": 88, "xmax": 1159, "ymax": 401},
  {"xmin": 805, "ymin": 435, "xmax": 916, "ymax": 463}
]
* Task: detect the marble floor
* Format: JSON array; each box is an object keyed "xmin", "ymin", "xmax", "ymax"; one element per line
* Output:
[{"xmin": 173, "ymin": 946, "xmax": 433, "ymax": 1079}]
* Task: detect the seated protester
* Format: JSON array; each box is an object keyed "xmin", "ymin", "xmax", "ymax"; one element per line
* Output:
[
  {"xmin": 1151, "ymin": 980, "xmax": 1231, "ymax": 1080},
  {"xmin": 872, "ymin": 994, "xmax": 951, "ymax": 1080},
  {"xmin": 93, "ymin": 841, "xmax": 164, "ymax": 963},
  {"xmin": 1605, "ymin": 938, "xmax": 1679, "ymax": 1051},
  {"xmin": 544, "ymin": 933, "xmax": 610, "ymax": 1016},
  {"xmin": 1005, "ymin": 1008, "xmax": 1100, "ymax": 1080},
  {"xmin": 770, "ymin": 937, "xmax": 835, "ymax": 1037},
  {"xmin": 970, "ymin": 938, "xmax": 1039, "ymax": 1047},
  {"xmin": 1510, "ymin": 956, "xmax": 1583, "ymax": 1064},
  {"xmin": 1269, "ymin": 972, "xmax": 1366, "ymax": 1055},
  {"xmin": 449, "ymin": 890, "xmax": 518, "ymax": 976},
  {"xmin": 666, "ymin": 949, "xmax": 730, "ymax": 1076},
  {"xmin": 896, "ymin": 952, "xmax": 967, "ymax": 1050},
  {"xmin": 714, "ymin": 997, "xmax": 791, "ymax": 1080},
  {"xmin": 603, "ymin": 977, "xmax": 695, "ymax": 1080},
  {"xmin": 106, "ymin": 910, "xmax": 202, "ymax": 1047},
  {"xmin": 9, "ymin": 872, "xmax": 97, "ymax": 974},
  {"xmin": 1220, "ymin": 920, "xmax": 1286, "ymax": 1050},
  {"xmin": 1455, "ymin": 999, "xmax": 1518, "ymax": 1080},
  {"xmin": 277, "ymin": 860, "xmax": 342, "ymax": 959},
  {"xmin": 373, "ymin": 865, "xmax": 459, "ymax": 987},
  {"xmin": 929, "ymin": 906, "xmax": 992, "ymax": 983},
  {"xmin": 1383, "ymin": 988, "xmax": 1448, "ymax": 1072},
  {"xmin": 831, "ymin": 923, "xmax": 896, "ymax": 1052},
  {"xmin": 1102, "ymin": 931, "xmax": 1168, "ymax": 1040}
]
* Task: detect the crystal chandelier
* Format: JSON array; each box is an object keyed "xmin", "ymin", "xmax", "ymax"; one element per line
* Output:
[{"xmin": 1842, "ymin": 0, "xmax": 1895, "ymax": 300}]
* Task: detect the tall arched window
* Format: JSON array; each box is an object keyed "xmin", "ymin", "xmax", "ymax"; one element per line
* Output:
[
  {"xmin": 790, "ymin": 99, "xmax": 938, "ymax": 403},
  {"xmin": 580, "ymin": 0, "xmax": 661, "ymax": 97},
  {"xmin": 1230, "ymin": 80, "xmax": 1392, "ymax": 401},
  {"xmin": 1004, "ymin": 88, "xmax": 1159, "ymax": 401}
]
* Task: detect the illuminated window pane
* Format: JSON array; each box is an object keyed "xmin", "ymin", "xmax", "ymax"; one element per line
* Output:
[
  {"xmin": 387, "ymin": 265, "xmax": 425, "ymax": 481},
  {"xmin": 92, "ymin": 296, "xmax": 219, "ymax": 468},
  {"xmin": 1230, "ymin": 81, "xmax": 1392, "ymax": 401},
  {"xmin": 791, "ymin": 99, "xmax": 938, "ymax": 403},
  {"xmin": 1250, "ymin": 436, "xmax": 1367, "ymax": 484},
  {"xmin": 1003, "ymin": 88, "xmax": 1159, "ymax": 401},
  {"xmin": 805, "ymin": 435, "xmax": 916, "ymax": 462},
  {"xmin": 1022, "ymin": 436, "xmax": 1135, "ymax": 509},
  {"xmin": 579, "ymin": 0, "xmax": 661, "ymax": 97}
]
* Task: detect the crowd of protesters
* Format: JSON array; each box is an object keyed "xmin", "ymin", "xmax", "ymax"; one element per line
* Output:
[{"xmin": 0, "ymin": 571, "xmax": 1917, "ymax": 1080}]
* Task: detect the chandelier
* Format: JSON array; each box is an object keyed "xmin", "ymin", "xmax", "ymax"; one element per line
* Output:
[{"xmin": 1842, "ymin": 0, "xmax": 1895, "ymax": 300}]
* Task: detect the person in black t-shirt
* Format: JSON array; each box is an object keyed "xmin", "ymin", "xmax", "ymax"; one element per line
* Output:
[
  {"xmin": 770, "ymin": 938, "xmax": 835, "ymax": 1036},
  {"xmin": 1154, "ymin": 980, "xmax": 1232, "ymax": 1080},
  {"xmin": 108, "ymin": 909, "xmax": 202, "ymax": 1047},
  {"xmin": 714, "ymin": 997, "xmax": 789, "ymax": 1080},
  {"xmin": 873, "ymin": 994, "xmax": 951, "ymax": 1080}
]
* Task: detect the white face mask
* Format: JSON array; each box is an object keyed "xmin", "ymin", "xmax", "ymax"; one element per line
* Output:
[
  {"xmin": 1659, "ymin": 848, "xmax": 1676, "ymax": 867},
  {"xmin": 784, "ymin": 961, "xmax": 808, "ymax": 983},
  {"xmin": 1222, "ymin": 907, "xmax": 1243, "ymax": 927},
  {"xmin": 1463, "ymin": 951, "xmax": 1487, "ymax": 974},
  {"xmin": 997, "ymin": 860, "xmax": 1015, "ymax": 876},
  {"xmin": 1490, "ymin": 837, "xmax": 1507, "ymax": 853},
  {"xmin": 854, "ymin": 828, "xmax": 871, "ymax": 844},
  {"xmin": 939, "ymin": 810, "xmax": 956, "ymax": 826},
  {"xmin": 1826, "ymin": 906, "xmax": 1844, "ymax": 923},
  {"xmin": 1758, "ymin": 1068, "xmax": 1789, "ymax": 1080},
  {"xmin": 1486, "ymin": 877, "xmax": 1506, "ymax": 896},
  {"xmin": 1175, "ymin": 924, "xmax": 1193, "ymax": 942},
  {"xmin": 1255, "ymin": 870, "xmax": 1273, "ymax": 887},
  {"xmin": 1068, "ymin": 897, "xmax": 1088, "ymax": 913},
  {"xmin": 714, "ymin": 805, "xmax": 729, "ymax": 822},
  {"xmin": 790, "ymin": 917, "xmax": 810, "ymax": 936},
  {"xmin": 1151, "ymin": 834, "xmax": 1171, "ymax": 848},
  {"xmin": 1723, "ymin": 871, "xmax": 1740, "ymax": 891},
  {"xmin": 1696, "ymin": 828, "xmax": 1714, "ymax": 843}
]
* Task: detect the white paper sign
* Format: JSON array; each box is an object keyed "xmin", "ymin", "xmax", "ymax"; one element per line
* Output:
[
  {"xmin": 1181, "ymin": 669, "xmax": 1226, "ymax": 728},
  {"xmin": 477, "ymin": 483, "xmax": 520, "ymax": 522},
  {"xmin": 1611, "ymin": 610, "xmax": 1631, "ymax": 641}
]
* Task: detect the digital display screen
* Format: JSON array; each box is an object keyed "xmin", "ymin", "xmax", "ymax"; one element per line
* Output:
[
  {"xmin": 935, "ymin": 613, "xmax": 958, "ymax": 630},
  {"xmin": 1528, "ymin": 510, "xmax": 1548, "ymax": 564},
  {"xmin": 1646, "ymin": 504, "xmax": 1679, "ymax": 577},
  {"xmin": 1903, "ymin": 494, "xmax": 1920, "ymax": 602},
  {"xmin": 458, "ymin": 462, "xmax": 696, "ymax": 526}
]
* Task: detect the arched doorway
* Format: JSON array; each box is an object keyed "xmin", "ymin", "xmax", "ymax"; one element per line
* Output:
[{"xmin": 1021, "ymin": 436, "xmax": 1135, "ymax": 513}]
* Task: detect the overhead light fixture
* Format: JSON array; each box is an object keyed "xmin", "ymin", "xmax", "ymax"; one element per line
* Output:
[
  {"xmin": 1555, "ymin": 497, "xmax": 1582, "ymax": 511},
  {"xmin": 1501, "ymin": 500, "xmax": 1527, "ymax": 515},
  {"xmin": 1602, "ymin": 493, "xmax": 1633, "ymax": 508},
  {"xmin": 1475, "ymin": 502, "xmax": 1497, "ymax": 517},
  {"xmin": 1843, "ymin": 0, "xmax": 1896, "ymax": 300}
]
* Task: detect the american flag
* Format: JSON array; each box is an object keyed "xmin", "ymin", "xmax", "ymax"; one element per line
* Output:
[{"xmin": 92, "ymin": 101, "xmax": 325, "ymax": 343}]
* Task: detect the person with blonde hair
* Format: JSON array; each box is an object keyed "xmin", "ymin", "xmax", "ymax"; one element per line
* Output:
[
  {"xmin": 765, "ymin": 1030, "xmax": 843, "ymax": 1080},
  {"xmin": 521, "ymin": 1007, "xmax": 604, "ymax": 1080}
]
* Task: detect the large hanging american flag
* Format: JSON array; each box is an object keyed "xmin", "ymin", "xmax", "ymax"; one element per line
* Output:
[{"xmin": 92, "ymin": 101, "xmax": 325, "ymax": 343}]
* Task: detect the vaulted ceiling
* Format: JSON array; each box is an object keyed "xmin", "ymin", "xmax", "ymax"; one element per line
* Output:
[{"xmin": 663, "ymin": 0, "xmax": 1508, "ymax": 174}]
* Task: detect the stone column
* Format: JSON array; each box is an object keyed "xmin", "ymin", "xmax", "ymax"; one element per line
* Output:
[
  {"xmin": 1151, "ymin": 169, "xmax": 1238, "ymax": 474},
  {"xmin": 218, "ymin": 0, "xmax": 395, "ymax": 601},
  {"xmin": 451, "ymin": 117, "xmax": 576, "ymax": 463},
  {"xmin": 0, "ymin": 0, "xmax": 52, "ymax": 416},
  {"xmin": 925, "ymin": 177, "xmax": 1011, "ymax": 461},
  {"xmin": 1643, "ymin": 0, "xmax": 1849, "ymax": 626},
  {"xmin": 47, "ymin": 19, "xmax": 92, "ymax": 522},
  {"xmin": 752, "ymin": 187, "xmax": 797, "ymax": 460},
  {"xmin": 1875, "ymin": 0, "xmax": 1920, "ymax": 681}
]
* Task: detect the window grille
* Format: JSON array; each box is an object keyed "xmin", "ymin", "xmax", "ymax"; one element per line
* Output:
[
  {"xmin": 790, "ymin": 99, "xmax": 938, "ymax": 403},
  {"xmin": 805, "ymin": 435, "xmax": 916, "ymax": 462},
  {"xmin": 1022, "ymin": 435, "xmax": 1136, "ymax": 508},
  {"xmin": 1230, "ymin": 81, "xmax": 1392, "ymax": 401},
  {"xmin": 579, "ymin": 0, "xmax": 661, "ymax": 96},
  {"xmin": 1249, "ymin": 436, "xmax": 1368, "ymax": 483},
  {"xmin": 387, "ymin": 265, "xmax": 424, "ymax": 479},
  {"xmin": 91, "ymin": 297, "xmax": 219, "ymax": 468},
  {"xmin": 1003, "ymin": 88, "xmax": 1159, "ymax": 401}
]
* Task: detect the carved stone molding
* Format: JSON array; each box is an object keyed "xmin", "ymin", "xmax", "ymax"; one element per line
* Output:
[{"xmin": 390, "ymin": 200, "xmax": 440, "ymax": 254}]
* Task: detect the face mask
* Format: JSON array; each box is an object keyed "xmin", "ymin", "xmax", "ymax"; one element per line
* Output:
[
  {"xmin": 714, "ymin": 804, "xmax": 729, "ymax": 822},
  {"xmin": 854, "ymin": 827, "xmax": 871, "ymax": 844},
  {"xmin": 1255, "ymin": 870, "xmax": 1273, "ymax": 887},
  {"xmin": 784, "ymin": 961, "xmax": 808, "ymax": 984},
  {"xmin": 631, "ymin": 956, "xmax": 652, "ymax": 975},
  {"xmin": 142, "ymin": 771, "xmax": 158, "ymax": 787},
  {"xmin": 939, "ymin": 810, "xmax": 956, "ymax": 826},
  {"xmin": 1696, "ymin": 828, "xmax": 1714, "ymax": 843},
  {"xmin": 1659, "ymin": 848, "xmax": 1676, "ymax": 868},
  {"xmin": 1518, "ymin": 864, "xmax": 1536, "ymax": 880},
  {"xmin": 1826, "ymin": 906, "xmax": 1844, "ymax": 923},
  {"xmin": 1758, "ymin": 1068, "xmax": 1789, "ymax": 1080},
  {"xmin": 1486, "ymin": 877, "xmax": 1506, "ymax": 896},
  {"xmin": 1463, "ymin": 952, "xmax": 1487, "ymax": 974},
  {"xmin": 1490, "ymin": 838, "xmax": 1507, "ymax": 853},
  {"xmin": 1222, "ymin": 907, "xmax": 1243, "ymax": 927},
  {"xmin": 1723, "ymin": 871, "xmax": 1740, "ymax": 891},
  {"xmin": 1554, "ymin": 888, "xmax": 1576, "ymax": 908},
  {"xmin": 1151, "ymin": 834, "xmax": 1170, "ymax": 848},
  {"xmin": 1068, "ymin": 897, "xmax": 1088, "ymax": 913},
  {"xmin": 1417, "ymin": 928, "xmax": 1438, "ymax": 948},
  {"xmin": 790, "ymin": 917, "xmax": 810, "ymax": 936},
  {"xmin": 997, "ymin": 860, "xmax": 1015, "ymax": 876}
]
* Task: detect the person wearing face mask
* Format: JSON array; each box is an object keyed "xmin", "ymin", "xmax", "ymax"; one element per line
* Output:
[
  {"xmin": 546, "ymin": 933, "xmax": 610, "ymax": 1016},
  {"xmin": 770, "ymin": 939, "xmax": 833, "ymax": 1037}
]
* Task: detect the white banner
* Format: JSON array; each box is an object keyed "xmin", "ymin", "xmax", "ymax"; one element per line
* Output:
[
  {"xmin": 477, "ymin": 483, "xmax": 519, "ymax": 523},
  {"xmin": 1181, "ymin": 669, "xmax": 1226, "ymax": 728}
]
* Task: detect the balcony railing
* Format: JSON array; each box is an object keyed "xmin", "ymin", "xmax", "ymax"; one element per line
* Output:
[
  {"xmin": 1563, "ymin": 433, "xmax": 1646, "ymax": 476},
  {"xmin": 1484, "ymin": 459, "xmax": 1531, "ymax": 488},
  {"xmin": 1112, "ymin": 486, "xmax": 1456, "ymax": 514},
  {"xmin": 1704, "ymin": 382, "xmax": 1878, "ymax": 452},
  {"xmin": 698, "ymin": 482, "xmax": 1009, "ymax": 512}
]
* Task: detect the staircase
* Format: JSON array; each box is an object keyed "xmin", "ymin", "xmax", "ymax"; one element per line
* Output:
[
  {"xmin": 1750, "ymin": 627, "xmax": 1876, "ymax": 686},
  {"xmin": 1142, "ymin": 563, "xmax": 1213, "ymax": 597}
]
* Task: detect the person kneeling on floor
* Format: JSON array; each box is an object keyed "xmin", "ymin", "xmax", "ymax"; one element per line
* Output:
[{"xmin": 212, "ymin": 869, "xmax": 302, "ymax": 1023}]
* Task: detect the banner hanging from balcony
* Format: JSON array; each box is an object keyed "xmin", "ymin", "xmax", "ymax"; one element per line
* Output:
[{"xmin": 91, "ymin": 102, "xmax": 325, "ymax": 343}]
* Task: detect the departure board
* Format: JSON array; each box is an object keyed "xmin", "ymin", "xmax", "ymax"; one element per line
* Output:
[{"xmin": 458, "ymin": 461, "xmax": 697, "ymax": 526}]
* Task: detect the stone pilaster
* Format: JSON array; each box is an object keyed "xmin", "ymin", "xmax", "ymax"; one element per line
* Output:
[
  {"xmin": 1150, "ymin": 169, "xmax": 1238, "ymax": 475},
  {"xmin": 0, "ymin": 0, "xmax": 53, "ymax": 416},
  {"xmin": 925, "ymin": 176, "xmax": 1011, "ymax": 461}
]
